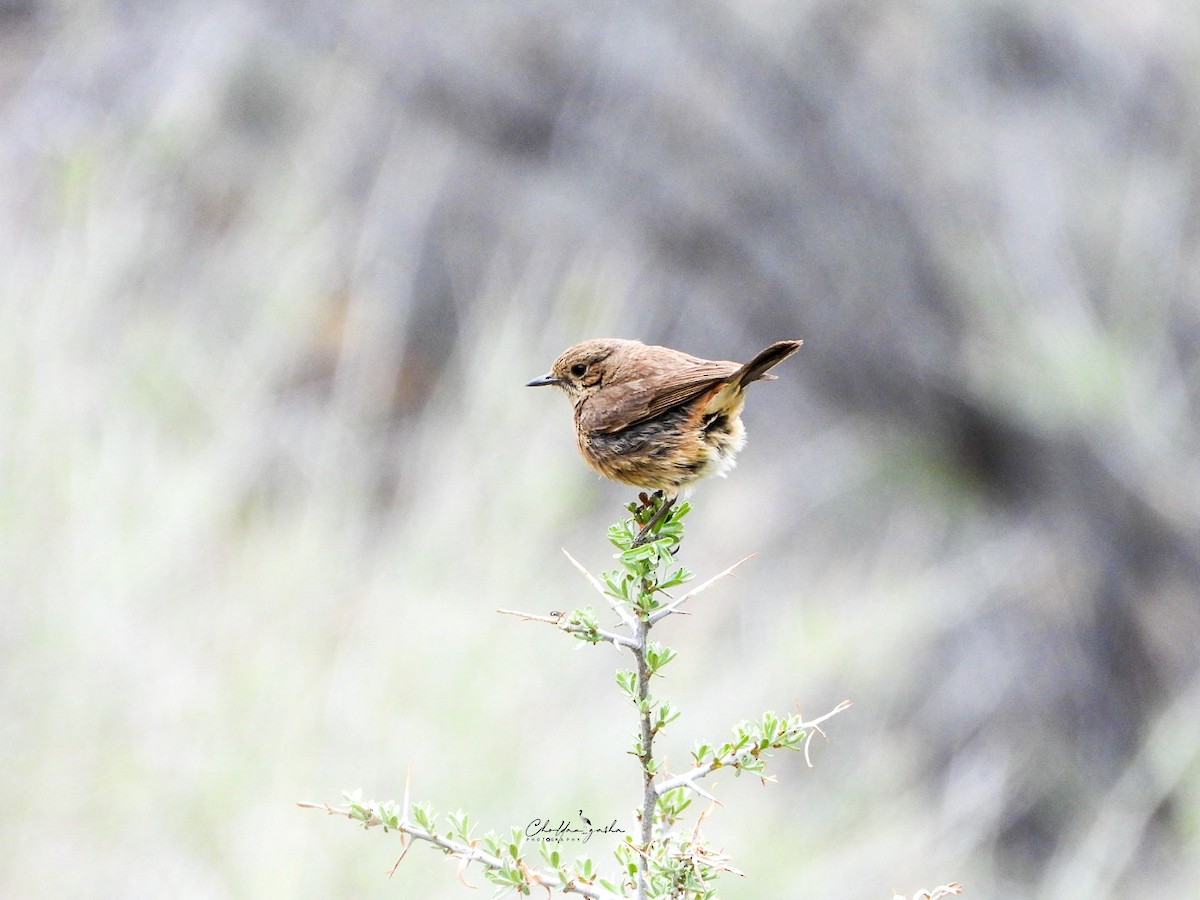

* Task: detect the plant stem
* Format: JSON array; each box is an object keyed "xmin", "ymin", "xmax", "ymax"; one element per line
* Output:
[{"xmin": 635, "ymin": 613, "xmax": 654, "ymax": 899}]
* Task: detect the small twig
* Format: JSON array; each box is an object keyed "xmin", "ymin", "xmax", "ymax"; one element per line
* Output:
[
  {"xmin": 630, "ymin": 494, "xmax": 677, "ymax": 548},
  {"xmin": 653, "ymin": 701, "xmax": 851, "ymax": 798},
  {"xmin": 296, "ymin": 801, "xmax": 502, "ymax": 866},
  {"xmin": 454, "ymin": 850, "xmax": 478, "ymax": 889},
  {"xmin": 387, "ymin": 837, "xmax": 413, "ymax": 878},
  {"xmin": 683, "ymin": 777, "xmax": 721, "ymax": 806},
  {"xmin": 562, "ymin": 547, "xmax": 639, "ymax": 630},
  {"xmin": 647, "ymin": 554, "xmax": 756, "ymax": 624},
  {"xmin": 803, "ymin": 700, "xmax": 852, "ymax": 767},
  {"xmin": 295, "ymin": 801, "xmax": 613, "ymax": 899},
  {"xmin": 688, "ymin": 803, "xmax": 743, "ymax": 878},
  {"xmin": 892, "ymin": 882, "xmax": 964, "ymax": 900},
  {"xmin": 801, "ymin": 705, "xmax": 849, "ymax": 768},
  {"xmin": 652, "ymin": 754, "xmax": 733, "ymax": 800},
  {"xmin": 496, "ymin": 607, "xmax": 637, "ymax": 649}
]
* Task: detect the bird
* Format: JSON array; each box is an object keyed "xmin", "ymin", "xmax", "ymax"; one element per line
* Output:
[{"xmin": 526, "ymin": 337, "xmax": 802, "ymax": 535}]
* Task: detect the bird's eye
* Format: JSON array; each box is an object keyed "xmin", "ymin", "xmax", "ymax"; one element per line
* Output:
[{"xmin": 570, "ymin": 363, "xmax": 587, "ymax": 377}]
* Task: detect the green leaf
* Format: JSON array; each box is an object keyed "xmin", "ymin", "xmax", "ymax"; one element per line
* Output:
[
  {"xmin": 620, "ymin": 544, "xmax": 657, "ymax": 565},
  {"xmin": 410, "ymin": 801, "xmax": 436, "ymax": 832},
  {"xmin": 645, "ymin": 642, "xmax": 678, "ymax": 673},
  {"xmin": 447, "ymin": 809, "xmax": 472, "ymax": 840},
  {"xmin": 656, "ymin": 702, "xmax": 681, "ymax": 730}
]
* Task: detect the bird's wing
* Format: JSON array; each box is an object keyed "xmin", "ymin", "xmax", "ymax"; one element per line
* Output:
[{"xmin": 578, "ymin": 358, "xmax": 739, "ymax": 435}]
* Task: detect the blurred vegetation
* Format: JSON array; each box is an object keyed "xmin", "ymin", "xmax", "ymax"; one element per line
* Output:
[{"xmin": 2, "ymin": 1, "xmax": 1198, "ymax": 897}]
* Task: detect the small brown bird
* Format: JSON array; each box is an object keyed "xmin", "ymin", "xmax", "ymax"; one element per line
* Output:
[{"xmin": 527, "ymin": 338, "xmax": 802, "ymax": 523}]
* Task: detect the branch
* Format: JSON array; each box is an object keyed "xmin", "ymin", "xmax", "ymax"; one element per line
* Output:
[
  {"xmin": 633, "ymin": 617, "xmax": 654, "ymax": 900},
  {"xmin": 297, "ymin": 800, "xmax": 503, "ymax": 866},
  {"xmin": 562, "ymin": 547, "xmax": 640, "ymax": 630},
  {"xmin": 800, "ymin": 700, "xmax": 853, "ymax": 768},
  {"xmin": 296, "ymin": 801, "xmax": 616, "ymax": 900},
  {"xmin": 495, "ymin": 607, "xmax": 637, "ymax": 649},
  {"xmin": 654, "ymin": 701, "xmax": 852, "ymax": 798},
  {"xmin": 653, "ymin": 754, "xmax": 740, "ymax": 800},
  {"xmin": 646, "ymin": 553, "xmax": 756, "ymax": 624}
]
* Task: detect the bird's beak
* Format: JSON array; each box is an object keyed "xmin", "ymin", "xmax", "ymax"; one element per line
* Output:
[{"xmin": 525, "ymin": 372, "xmax": 560, "ymax": 387}]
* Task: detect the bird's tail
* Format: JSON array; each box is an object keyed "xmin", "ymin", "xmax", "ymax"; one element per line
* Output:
[{"xmin": 734, "ymin": 339, "xmax": 803, "ymax": 385}]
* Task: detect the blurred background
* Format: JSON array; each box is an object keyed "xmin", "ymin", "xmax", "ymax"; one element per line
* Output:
[{"xmin": 2, "ymin": 1, "xmax": 1198, "ymax": 897}]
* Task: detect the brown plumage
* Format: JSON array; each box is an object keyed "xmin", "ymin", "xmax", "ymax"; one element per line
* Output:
[{"xmin": 526, "ymin": 338, "xmax": 802, "ymax": 494}]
